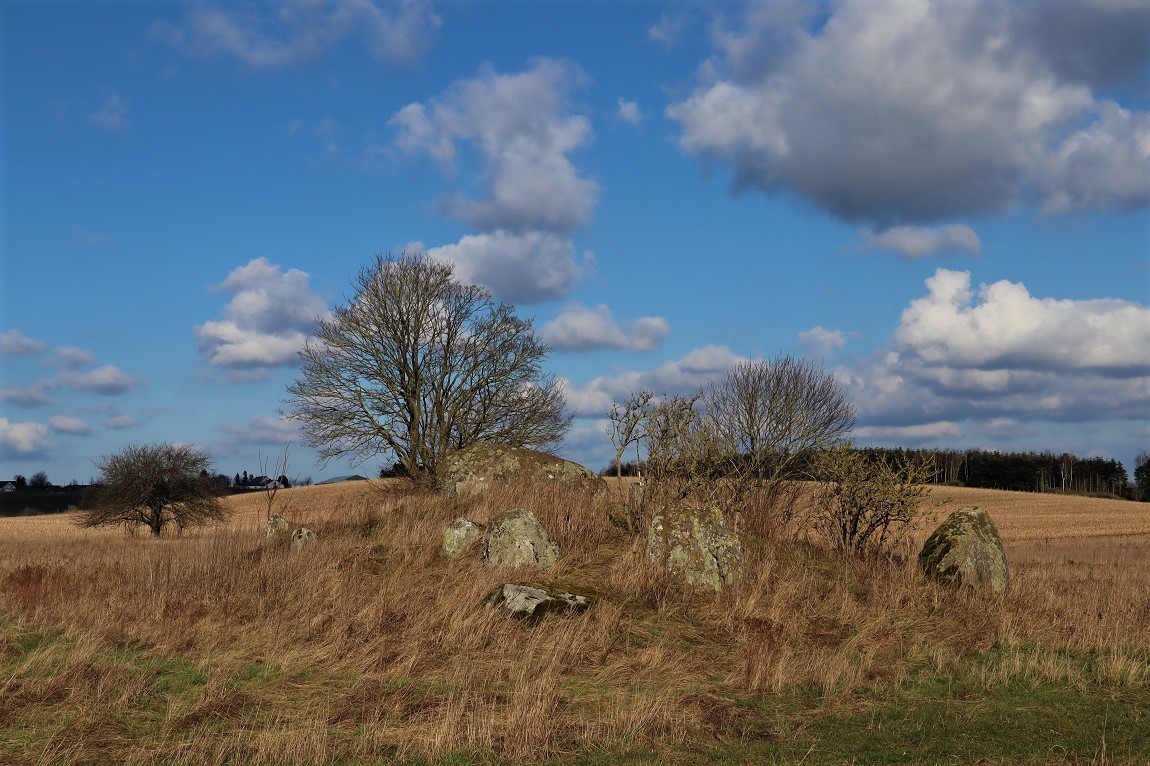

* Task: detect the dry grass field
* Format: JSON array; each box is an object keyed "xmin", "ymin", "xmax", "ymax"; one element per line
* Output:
[{"xmin": 0, "ymin": 480, "xmax": 1146, "ymax": 765}]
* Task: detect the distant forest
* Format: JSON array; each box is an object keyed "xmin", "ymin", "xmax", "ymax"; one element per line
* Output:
[{"xmin": 603, "ymin": 447, "xmax": 1139, "ymax": 501}]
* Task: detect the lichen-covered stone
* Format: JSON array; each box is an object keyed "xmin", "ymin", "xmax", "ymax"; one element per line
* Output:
[
  {"xmin": 480, "ymin": 508, "xmax": 561, "ymax": 568},
  {"xmin": 443, "ymin": 518, "xmax": 484, "ymax": 558},
  {"xmin": 437, "ymin": 442, "xmax": 605, "ymax": 496},
  {"xmin": 919, "ymin": 506, "xmax": 1009, "ymax": 594},
  {"xmin": 486, "ymin": 583, "xmax": 592, "ymax": 620},
  {"xmin": 265, "ymin": 515, "xmax": 289, "ymax": 539},
  {"xmin": 645, "ymin": 504, "xmax": 742, "ymax": 591},
  {"xmin": 290, "ymin": 527, "xmax": 316, "ymax": 550}
]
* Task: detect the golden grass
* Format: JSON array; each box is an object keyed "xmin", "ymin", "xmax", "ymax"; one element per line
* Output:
[{"xmin": 0, "ymin": 481, "xmax": 1146, "ymax": 763}]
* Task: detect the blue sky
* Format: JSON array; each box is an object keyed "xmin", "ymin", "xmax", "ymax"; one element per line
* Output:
[{"xmin": 2, "ymin": 0, "xmax": 1148, "ymax": 485}]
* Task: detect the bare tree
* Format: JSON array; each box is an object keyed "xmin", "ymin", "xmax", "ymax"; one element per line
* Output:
[
  {"xmin": 286, "ymin": 252, "xmax": 570, "ymax": 481},
  {"xmin": 703, "ymin": 356, "xmax": 856, "ymax": 529},
  {"xmin": 1057, "ymin": 452, "xmax": 1075, "ymax": 491},
  {"xmin": 607, "ymin": 390, "xmax": 652, "ymax": 531},
  {"xmin": 606, "ymin": 355, "xmax": 855, "ymax": 534},
  {"xmin": 811, "ymin": 445, "xmax": 934, "ymax": 557},
  {"xmin": 259, "ymin": 444, "xmax": 291, "ymax": 522},
  {"xmin": 77, "ymin": 443, "xmax": 228, "ymax": 537}
]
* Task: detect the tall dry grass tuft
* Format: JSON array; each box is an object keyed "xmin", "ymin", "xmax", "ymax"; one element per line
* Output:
[{"xmin": 0, "ymin": 479, "xmax": 1146, "ymax": 763}]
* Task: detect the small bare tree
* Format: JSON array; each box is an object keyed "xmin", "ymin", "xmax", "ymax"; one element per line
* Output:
[
  {"xmin": 77, "ymin": 443, "xmax": 228, "ymax": 537},
  {"xmin": 606, "ymin": 390, "xmax": 652, "ymax": 531},
  {"xmin": 258, "ymin": 444, "xmax": 291, "ymax": 522},
  {"xmin": 703, "ymin": 355, "xmax": 856, "ymax": 531},
  {"xmin": 810, "ymin": 445, "xmax": 934, "ymax": 557},
  {"xmin": 286, "ymin": 252, "xmax": 571, "ymax": 482}
]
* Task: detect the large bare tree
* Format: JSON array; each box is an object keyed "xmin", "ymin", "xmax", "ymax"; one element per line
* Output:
[
  {"xmin": 286, "ymin": 252, "xmax": 570, "ymax": 480},
  {"xmin": 77, "ymin": 443, "xmax": 228, "ymax": 537}
]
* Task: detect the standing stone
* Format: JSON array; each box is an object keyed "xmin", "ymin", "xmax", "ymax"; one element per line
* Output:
[
  {"xmin": 290, "ymin": 527, "xmax": 316, "ymax": 550},
  {"xmin": 265, "ymin": 515, "xmax": 290, "ymax": 539},
  {"xmin": 919, "ymin": 506, "xmax": 1009, "ymax": 594},
  {"xmin": 480, "ymin": 509, "xmax": 561, "ymax": 568},
  {"xmin": 437, "ymin": 442, "xmax": 605, "ymax": 496},
  {"xmin": 486, "ymin": 583, "xmax": 592, "ymax": 619},
  {"xmin": 646, "ymin": 505, "xmax": 742, "ymax": 591},
  {"xmin": 443, "ymin": 518, "xmax": 484, "ymax": 558}
]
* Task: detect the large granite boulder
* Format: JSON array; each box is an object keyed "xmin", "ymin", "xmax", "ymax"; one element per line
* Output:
[
  {"xmin": 443, "ymin": 518, "xmax": 484, "ymax": 558},
  {"xmin": 486, "ymin": 583, "xmax": 592, "ymax": 620},
  {"xmin": 437, "ymin": 442, "xmax": 605, "ymax": 496},
  {"xmin": 480, "ymin": 509, "xmax": 561, "ymax": 568},
  {"xmin": 646, "ymin": 505, "xmax": 742, "ymax": 591},
  {"xmin": 919, "ymin": 506, "xmax": 1009, "ymax": 594}
]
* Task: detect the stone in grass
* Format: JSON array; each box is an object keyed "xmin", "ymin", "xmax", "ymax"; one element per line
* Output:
[
  {"xmin": 264, "ymin": 515, "xmax": 290, "ymax": 539},
  {"xmin": 290, "ymin": 527, "xmax": 316, "ymax": 550},
  {"xmin": 486, "ymin": 583, "xmax": 591, "ymax": 620},
  {"xmin": 480, "ymin": 509, "xmax": 561, "ymax": 568},
  {"xmin": 437, "ymin": 442, "xmax": 605, "ymax": 496},
  {"xmin": 919, "ymin": 506, "xmax": 1009, "ymax": 595},
  {"xmin": 646, "ymin": 504, "xmax": 743, "ymax": 592},
  {"xmin": 443, "ymin": 518, "xmax": 484, "ymax": 558}
]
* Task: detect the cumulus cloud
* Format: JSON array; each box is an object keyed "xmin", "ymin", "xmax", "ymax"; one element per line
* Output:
[
  {"xmin": 861, "ymin": 224, "xmax": 981, "ymax": 258},
  {"xmin": 392, "ymin": 59, "xmax": 598, "ymax": 233},
  {"xmin": 49, "ymin": 415, "xmax": 92, "ymax": 436},
  {"xmin": 667, "ymin": 0, "xmax": 1150, "ymax": 225},
  {"xmin": 154, "ymin": 0, "xmax": 440, "ymax": 67},
  {"xmin": 428, "ymin": 232, "xmax": 585, "ymax": 305},
  {"xmin": 896, "ymin": 269, "xmax": 1150, "ymax": 376},
  {"xmin": 838, "ymin": 269, "xmax": 1150, "ymax": 438},
  {"xmin": 0, "ymin": 418, "xmax": 51, "ymax": 458},
  {"xmin": 798, "ymin": 326, "xmax": 846, "ymax": 353},
  {"xmin": 563, "ymin": 345, "xmax": 745, "ymax": 416},
  {"xmin": 195, "ymin": 257, "xmax": 328, "ymax": 369},
  {"xmin": 218, "ymin": 415, "xmax": 301, "ymax": 447},
  {"xmin": 103, "ymin": 413, "xmax": 141, "ymax": 430},
  {"xmin": 0, "ymin": 384, "xmax": 52, "ymax": 408},
  {"xmin": 0, "ymin": 330, "xmax": 45, "ymax": 355},
  {"xmin": 63, "ymin": 365, "xmax": 138, "ymax": 396},
  {"xmin": 853, "ymin": 421, "xmax": 962, "ymax": 442},
  {"xmin": 617, "ymin": 98, "xmax": 642, "ymax": 125},
  {"xmin": 393, "ymin": 60, "xmax": 599, "ymax": 304},
  {"xmin": 541, "ymin": 303, "xmax": 669, "ymax": 352},
  {"xmin": 54, "ymin": 346, "xmax": 97, "ymax": 370},
  {"xmin": 87, "ymin": 89, "xmax": 130, "ymax": 133}
]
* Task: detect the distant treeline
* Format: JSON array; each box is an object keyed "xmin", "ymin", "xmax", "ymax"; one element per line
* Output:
[{"xmin": 602, "ymin": 446, "xmax": 1138, "ymax": 500}]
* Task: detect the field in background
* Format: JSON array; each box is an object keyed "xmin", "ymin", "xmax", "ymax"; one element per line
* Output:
[{"xmin": 0, "ymin": 481, "xmax": 1146, "ymax": 764}]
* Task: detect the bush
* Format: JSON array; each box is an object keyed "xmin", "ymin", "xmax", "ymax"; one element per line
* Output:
[{"xmin": 810, "ymin": 445, "xmax": 934, "ymax": 557}]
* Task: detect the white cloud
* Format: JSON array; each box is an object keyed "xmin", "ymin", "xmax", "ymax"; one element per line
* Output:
[
  {"xmin": 428, "ymin": 231, "xmax": 584, "ymax": 305},
  {"xmin": 103, "ymin": 413, "xmax": 141, "ymax": 430},
  {"xmin": 0, "ymin": 384, "xmax": 52, "ymax": 408},
  {"xmin": 896, "ymin": 269, "xmax": 1150, "ymax": 375},
  {"xmin": 837, "ymin": 269, "xmax": 1150, "ymax": 440},
  {"xmin": 1, "ymin": 330, "xmax": 45, "ymax": 355},
  {"xmin": 49, "ymin": 415, "xmax": 92, "ymax": 436},
  {"xmin": 648, "ymin": 11, "xmax": 687, "ymax": 48},
  {"xmin": 87, "ymin": 90, "xmax": 130, "ymax": 133},
  {"xmin": 853, "ymin": 421, "xmax": 962, "ymax": 442},
  {"xmin": 861, "ymin": 224, "xmax": 981, "ymax": 258},
  {"xmin": 0, "ymin": 418, "xmax": 51, "ymax": 458},
  {"xmin": 617, "ymin": 98, "xmax": 642, "ymax": 125},
  {"xmin": 542, "ymin": 303, "xmax": 669, "ymax": 352},
  {"xmin": 154, "ymin": 0, "xmax": 440, "ymax": 67},
  {"xmin": 64, "ymin": 365, "xmax": 138, "ymax": 396},
  {"xmin": 218, "ymin": 415, "xmax": 301, "ymax": 447},
  {"xmin": 562, "ymin": 345, "xmax": 746, "ymax": 416},
  {"xmin": 195, "ymin": 257, "xmax": 328, "ymax": 369},
  {"xmin": 54, "ymin": 346, "xmax": 97, "ymax": 370},
  {"xmin": 392, "ymin": 59, "xmax": 598, "ymax": 234},
  {"xmin": 667, "ymin": 0, "xmax": 1150, "ymax": 224},
  {"xmin": 798, "ymin": 326, "xmax": 845, "ymax": 353}
]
